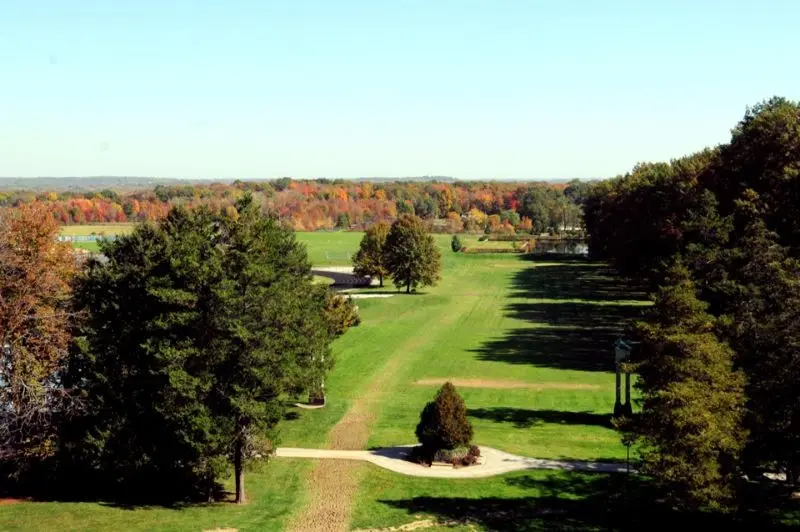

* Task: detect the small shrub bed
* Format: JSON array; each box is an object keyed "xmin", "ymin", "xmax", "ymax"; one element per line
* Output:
[
  {"xmin": 409, "ymin": 444, "xmax": 481, "ymax": 467},
  {"xmin": 413, "ymin": 382, "xmax": 480, "ymax": 468}
]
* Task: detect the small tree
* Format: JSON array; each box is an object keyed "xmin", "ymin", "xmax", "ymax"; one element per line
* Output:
[
  {"xmin": 335, "ymin": 212, "xmax": 350, "ymax": 229},
  {"xmin": 451, "ymin": 234, "xmax": 463, "ymax": 252},
  {"xmin": 415, "ymin": 382, "xmax": 473, "ymax": 451},
  {"xmin": 385, "ymin": 215, "xmax": 441, "ymax": 294},
  {"xmin": 353, "ymin": 222, "xmax": 389, "ymax": 287}
]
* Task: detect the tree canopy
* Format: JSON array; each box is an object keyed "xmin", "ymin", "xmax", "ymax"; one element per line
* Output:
[
  {"xmin": 0, "ymin": 203, "xmax": 77, "ymax": 470},
  {"xmin": 384, "ymin": 214, "xmax": 441, "ymax": 294},
  {"xmin": 65, "ymin": 196, "xmax": 338, "ymax": 503},
  {"xmin": 585, "ymin": 96, "xmax": 800, "ymax": 507},
  {"xmin": 353, "ymin": 222, "xmax": 390, "ymax": 287}
]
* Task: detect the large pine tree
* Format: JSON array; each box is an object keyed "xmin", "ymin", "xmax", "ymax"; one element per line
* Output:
[
  {"xmin": 629, "ymin": 263, "xmax": 747, "ymax": 511},
  {"xmin": 67, "ymin": 195, "xmax": 336, "ymax": 503}
]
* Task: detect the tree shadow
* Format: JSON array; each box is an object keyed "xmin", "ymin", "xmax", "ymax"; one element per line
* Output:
[
  {"xmin": 0, "ymin": 459, "xmax": 225, "ymax": 508},
  {"xmin": 512, "ymin": 256, "xmax": 648, "ymax": 301},
  {"xmin": 468, "ymin": 407, "xmax": 613, "ymax": 429},
  {"xmin": 379, "ymin": 471, "xmax": 798, "ymax": 531},
  {"xmin": 471, "ymin": 256, "xmax": 649, "ymax": 372}
]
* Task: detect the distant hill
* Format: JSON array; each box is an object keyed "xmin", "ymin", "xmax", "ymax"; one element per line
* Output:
[
  {"xmin": 0, "ymin": 177, "xmax": 217, "ymax": 191},
  {"xmin": 0, "ymin": 175, "xmax": 598, "ymax": 191}
]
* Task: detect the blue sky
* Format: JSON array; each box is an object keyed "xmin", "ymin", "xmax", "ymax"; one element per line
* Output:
[{"xmin": 1, "ymin": 1, "xmax": 798, "ymax": 179}]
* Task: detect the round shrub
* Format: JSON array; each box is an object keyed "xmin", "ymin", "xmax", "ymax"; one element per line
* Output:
[{"xmin": 415, "ymin": 382, "xmax": 474, "ymax": 452}]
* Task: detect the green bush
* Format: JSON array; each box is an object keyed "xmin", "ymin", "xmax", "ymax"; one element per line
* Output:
[
  {"xmin": 451, "ymin": 234, "xmax": 463, "ymax": 252},
  {"xmin": 415, "ymin": 382, "xmax": 473, "ymax": 451},
  {"xmin": 433, "ymin": 446, "xmax": 469, "ymax": 463}
]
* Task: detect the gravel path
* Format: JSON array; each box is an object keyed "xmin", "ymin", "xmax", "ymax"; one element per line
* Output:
[{"xmin": 276, "ymin": 445, "xmax": 630, "ymax": 478}]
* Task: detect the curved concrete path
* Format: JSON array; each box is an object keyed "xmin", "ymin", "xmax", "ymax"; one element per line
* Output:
[{"xmin": 276, "ymin": 446, "xmax": 630, "ymax": 478}]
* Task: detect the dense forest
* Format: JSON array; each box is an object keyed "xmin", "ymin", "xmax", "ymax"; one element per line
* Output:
[
  {"xmin": 584, "ymin": 96, "xmax": 800, "ymax": 510},
  {"xmin": 0, "ymin": 179, "xmax": 587, "ymax": 235}
]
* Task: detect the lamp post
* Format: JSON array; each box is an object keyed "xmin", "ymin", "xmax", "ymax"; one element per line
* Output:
[{"xmin": 613, "ymin": 339, "xmax": 633, "ymax": 417}]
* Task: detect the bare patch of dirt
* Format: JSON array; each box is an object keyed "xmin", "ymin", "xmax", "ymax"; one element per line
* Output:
[
  {"xmin": 288, "ymin": 460, "xmax": 366, "ymax": 532},
  {"xmin": 292, "ymin": 304, "xmax": 481, "ymax": 531},
  {"xmin": 329, "ymin": 403, "xmax": 375, "ymax": 450},
  {"xmin": 291, "ymin": 343, "xmax": 409, "ymax": 531},
  {"xmin": 413, "ymin": 378, "xmax": 601, "ymax": 391},
  {"xmin": 0, "ymin": 498, "xmax": 25, "ymax": 506}
]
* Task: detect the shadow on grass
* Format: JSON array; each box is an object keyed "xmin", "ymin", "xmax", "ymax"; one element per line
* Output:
[
  {"xmin": 380, "ymin": 472, "xmax": 799, "ymax": 531},
  {"xmin": 468, "ymin": 407, "xmax": 613, "ymax": 429},
  {"xmin": 471, "ymin": 256, "xmax": 650, "ymax": 372}
]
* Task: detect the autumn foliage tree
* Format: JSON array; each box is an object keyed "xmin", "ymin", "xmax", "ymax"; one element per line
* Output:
[
  {"xmin": 385, "ymin": 215, "xmax": 441, "ymax": 294},
  {"xmin": 0, "ymin": 203, "xmax": 77, "ymax": 468}
]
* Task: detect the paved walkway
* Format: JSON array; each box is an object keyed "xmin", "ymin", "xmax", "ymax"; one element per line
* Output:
[{"xmin": 276, "ymin": 445, "xmax": 630, "ymax": 478}]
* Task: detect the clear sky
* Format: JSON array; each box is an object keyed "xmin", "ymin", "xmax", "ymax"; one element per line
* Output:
[{"xmin": 1, "ymin": 1, "xmax": 798, "ymax": 180}]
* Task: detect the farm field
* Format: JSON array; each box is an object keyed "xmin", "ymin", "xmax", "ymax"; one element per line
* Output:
[
  {"xmin": 60, "ymin": 223, "xmax": 135, "ymax": 237},
  {"xmin": 17, "ymin": 229, "xmax": 655, "ymax": 531}
]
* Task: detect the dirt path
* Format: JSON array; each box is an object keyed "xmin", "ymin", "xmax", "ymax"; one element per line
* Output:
[
  {"xmin": 287, "ymin": 338, "xmax": 417, "ymax": 532},
  {"xmin": 288, "ymin": 299, "xmax": 475, "ymax": 532}
]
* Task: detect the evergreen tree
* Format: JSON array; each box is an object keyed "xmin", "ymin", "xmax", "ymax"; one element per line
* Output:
[
  {"xmin": 415, "ymin": 382, "xmax": 473, "ymax": 451},
  {"xmin": 451, "ymin": 234, "xmax": 463, "ymax": 252},
  {"xmin": 384, "ymin": 215, "xmax": 441, "ymax": 294},
  {"xmin": 66, "ymin": 196, "xmax": 334, "ymax": 503},
  {"xmin": 628, "ymin": 263, "xmax": 747, "ymax": 511},
  {"xmin": 353, "ymin": 222, "xmax": 389, "ymax": 287},
  {"xmin": 720, "ymin": 201, "xmax": 800, "ymax": 483}
]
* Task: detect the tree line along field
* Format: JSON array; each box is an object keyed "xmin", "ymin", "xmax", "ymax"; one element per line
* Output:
[{"xmin": 1, "ymin": 230, "xmax": 657, "ymax": 531}]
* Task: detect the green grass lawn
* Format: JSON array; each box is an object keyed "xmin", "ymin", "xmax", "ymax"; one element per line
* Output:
[
  {"xmin": 30, "ymin": 229, "xmax": 661, "ymax": 530},
  {"xmin": 282, "ymin": 241, "xmax": 649, "ymax": 461},
  {"xmin": 72, "ymin": 241, "xmax": 100, "ymax": 252}
]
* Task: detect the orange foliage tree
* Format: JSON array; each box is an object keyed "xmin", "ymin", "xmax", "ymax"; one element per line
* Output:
[{"xmin": 0, "ymin": 203, "xmax": 77, "ymax": 464}]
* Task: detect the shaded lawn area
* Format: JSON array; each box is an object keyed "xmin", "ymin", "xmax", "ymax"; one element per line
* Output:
[
  {"xmin": 0, "ymin": 460, "xmax": 312, "ymax": 532},
  {"xmin": 352, "ymin": 466, "xmax": 800, "ymax": 532}
]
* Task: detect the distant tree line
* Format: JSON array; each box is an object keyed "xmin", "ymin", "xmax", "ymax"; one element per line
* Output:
[
  {"xmin": 584, "ymin": 97, "xmax": 800, "ymax": 511},
  {"xmin": 0, "ymin": 179, "xmax": 587, "ymax": 235}
]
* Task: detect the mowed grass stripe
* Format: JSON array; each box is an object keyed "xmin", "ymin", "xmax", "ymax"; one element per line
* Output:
[{"xmin": 289, "ymin": 289, "xmax": 482, "ymax": 531}]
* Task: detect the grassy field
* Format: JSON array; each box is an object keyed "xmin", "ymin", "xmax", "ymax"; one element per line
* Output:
[
  {"xmin": 12, "ymin": 229, "xmax": 664, "ymax": 530},
  {"xmin": 60, "ymin": 224, "xmax": 135, "ymax": 237},
  {"xmin": 281, "ymin": 236, "xmax": 649, "ymax": 460}
]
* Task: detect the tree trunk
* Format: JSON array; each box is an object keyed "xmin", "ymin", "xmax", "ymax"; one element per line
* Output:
[
  {"xmin": 406, "ymin": 279, "xmax": 411, "ymax": 294},
  {"xmin": 379, "ymin": 273, "xmax": 383, "ymax": 287},
  {"xmin": 234, "ymin": 437, "xmax": 246, "ymax": 504}
]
